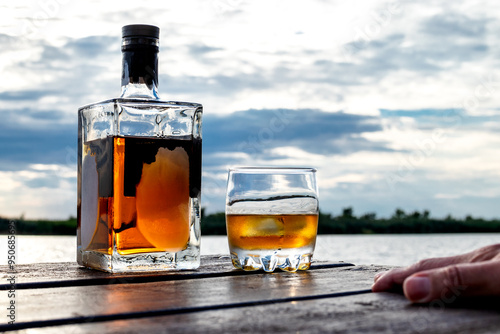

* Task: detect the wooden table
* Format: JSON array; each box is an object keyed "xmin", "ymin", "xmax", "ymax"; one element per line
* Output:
[{"xmin": 1, "ymin": 256, "xmax": 499, "ymax": 333}]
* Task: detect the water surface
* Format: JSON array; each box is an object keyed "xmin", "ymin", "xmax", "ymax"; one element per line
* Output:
[{"xmin": 1, "ymin": 233, "xmax": 499, "ymax": 266}]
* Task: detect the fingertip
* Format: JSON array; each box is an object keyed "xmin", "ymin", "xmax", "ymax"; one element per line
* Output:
[
  {"xmin": 371, "ymin": 282, "xmax": 383, "ymax": 292},
  {"xmin": 372, "ymin": 272, "xmax": 392, "ymax": 292},
  {"xmin": 403, "ymin": 275, "xmax": 432, "ymax": 303},
  {"xmin": 374, "ymin": 271, "xmax": 387, "ymax": 283}
]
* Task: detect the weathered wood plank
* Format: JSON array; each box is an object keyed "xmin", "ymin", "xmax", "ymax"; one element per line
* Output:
[
  {"xmin": 0, "ymin": 264, "xmax": 387, "ymax": 326},
  {"xmin": 6, "ymin": 292, "xmax": 500, "ymax": 333},
  {"xmin": 2, "ymin": 259, "xmax": 499, "ymax": 333},
  {"xmin": 0, "ymin": 256, "xmax": 354, "ymax": 288},
  {"xmin": 0, "ymin": 256, "xmax": 233, "ymax": 284}
]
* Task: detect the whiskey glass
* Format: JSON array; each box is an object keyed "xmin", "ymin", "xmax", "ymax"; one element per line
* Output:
[{"xmin": 225, "ymin": 167, "xmax": 319, "ymax": 272}]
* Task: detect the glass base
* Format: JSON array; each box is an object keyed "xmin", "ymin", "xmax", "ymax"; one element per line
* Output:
[
  {"xmin": 78, "ymin": 247, "xmax": 200, "ymax": 273},
  {"xmin": 230, "ymin": 247, "xmax": 313, "ymax": 272}
]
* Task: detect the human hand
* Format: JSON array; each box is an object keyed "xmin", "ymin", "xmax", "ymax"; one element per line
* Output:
[{"xmin": 371, "ymin": 244, "xmax": 500, "ymax": 303}]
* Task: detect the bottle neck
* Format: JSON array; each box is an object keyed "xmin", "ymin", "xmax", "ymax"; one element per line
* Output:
[{"xmin": 120, "ymin": 37, "xmax": 160, "ymax": 99}]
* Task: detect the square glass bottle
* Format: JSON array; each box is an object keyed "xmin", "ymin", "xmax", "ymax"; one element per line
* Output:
[{"xmin": 77, "ymin": 25, "xmax": 202, "ymax": 272}]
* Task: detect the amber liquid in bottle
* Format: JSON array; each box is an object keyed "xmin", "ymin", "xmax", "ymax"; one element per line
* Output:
[{"xmin": 79, "ymin": 136, "xmax": 201, "ymax": 256}]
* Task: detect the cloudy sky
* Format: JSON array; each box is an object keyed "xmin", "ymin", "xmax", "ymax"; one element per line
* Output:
[{"xmin": 1, "ymin": 0, "xmax": 499, "ymax": 219}]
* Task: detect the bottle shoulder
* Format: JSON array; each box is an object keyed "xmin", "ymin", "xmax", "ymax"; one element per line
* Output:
[
  {"xmin": 78, "ymin": 96, "xmax": 202, "ymax": 141},
  {"xmin": 78, "ymin": 97, "xmax": 203, "ymax": 112}
]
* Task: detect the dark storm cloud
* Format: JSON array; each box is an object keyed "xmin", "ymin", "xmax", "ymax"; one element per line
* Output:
[
  {"xmin": 38, "ymin": 44, "xmax": 70, "ymax": 63},
  {"xmin": 421, "ymin": 12, "xmax": 488, "ymax": 38},
  {"xmin": 380, "ymin": 108, "xmax": 500, "ymax": 131},
  {"xmin": 0, "ymin": 108, "xmax": 76, "ymax": 170},
  {"xmin": 340, "ymin": 31, "xmax": 487, "ymax": 82},
  {"xmin": 167, "ymin": 23, "xmax": 488, "ymax": 96},
  {"xmin": 161, "ymin": 70, "xmax": 272, "ymax": 95},
  {"xmin": 187, "ymin": 44, "xmax": 223, "ymax": 55},
  {"xmin": 203, "ymin": 108, "xmax": 390, "ymax": 161},
  {"xmin": 40, "ymin": 35, "xmax": 119, "ymax": 79},
  {"xmin": 0, "ymin": 90, "xmax": 57, "ymax": 101},
  {"xmin": 19, "ymin": 12, "xmax": 485, "ymax": 105},
  {"xmin": 0, "ymin": 33, "xmax": 16, "ymax": 48},
  {"xmin": 1, "ymin": 107, "xmax": 68, "ymax": 124},
  {"xmin": 0, "ymin": 107, "xmax": 389, "ymax": 174},
  {"xmin": 0, "ymin": 106, "xmax": 388, "ymax": 171},
  {"xmin": 24, "ymin": 173, "xmax": 62, "ymax": 189},
  {"xmin": 0, "ymin": 34, "xmax": 120, "ymax": 110},
  {"xmin": 338, "ymin": 11, "xmax": 489, "ymax": 80},
  {"xmin": 416, "ymin": 12, "xmax": 489, "ymax": 63},
  {"xmin": 64, "ymin": 35, "xmax": 117, "ymax": 57}
]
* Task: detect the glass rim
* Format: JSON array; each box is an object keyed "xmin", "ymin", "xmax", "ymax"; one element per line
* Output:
[{"xmin": 228, "ymin": 166, "xmax": 317, "ymax": 173}]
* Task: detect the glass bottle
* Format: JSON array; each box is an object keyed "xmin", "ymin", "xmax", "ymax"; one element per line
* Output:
[{"xmin": 77, "ymin": 25, "xmax": 202, "ymax": 272}]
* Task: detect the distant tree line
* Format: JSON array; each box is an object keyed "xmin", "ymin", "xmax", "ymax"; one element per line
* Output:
[
  {"xmin": 1, "ymin": 207, "xmax": 500, "ymax": 235},
  {"xmin": 0, "ymin": 216, "xmax": 76, "ymax": 235}
]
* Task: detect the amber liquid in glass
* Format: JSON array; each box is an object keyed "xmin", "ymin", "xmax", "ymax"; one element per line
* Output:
[
  {"xmin": 78, "ymin": 136, "xmax": 201, "ymax": 256},
  {"xmin": 226, "ymin": 214, "xmax": 318, "ymax": 250}
]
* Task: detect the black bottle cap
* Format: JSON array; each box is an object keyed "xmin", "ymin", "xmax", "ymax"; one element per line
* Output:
[{"xmin": 122, "ymin": 24, "xmax": 159, "ymax": 39}]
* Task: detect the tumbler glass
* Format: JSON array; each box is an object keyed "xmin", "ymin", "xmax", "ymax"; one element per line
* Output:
[{"xmin": 225, "ymin": 167, "xmax": 319, "ymax": 272}]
